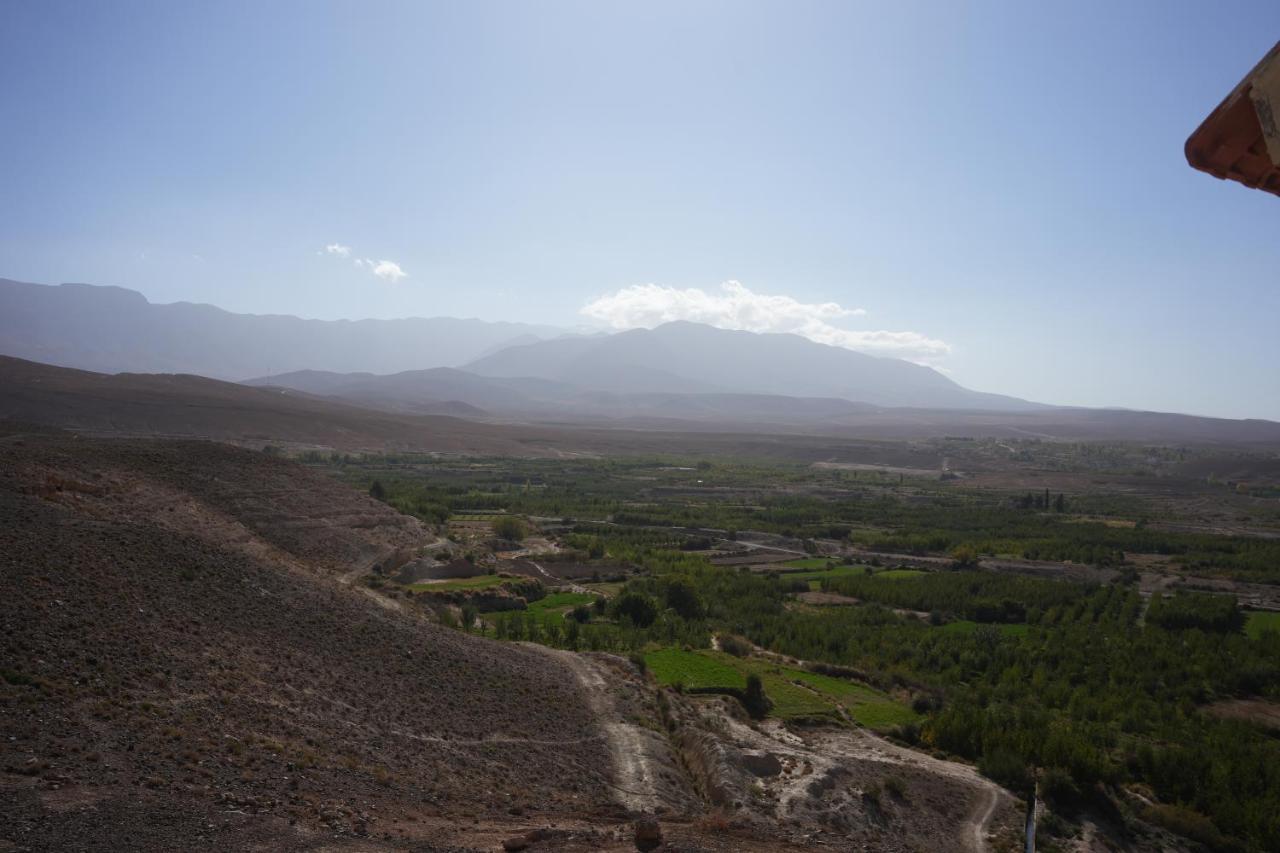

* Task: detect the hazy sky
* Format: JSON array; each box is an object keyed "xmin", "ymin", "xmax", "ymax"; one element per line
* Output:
[{"xmin": 2, "ymin": 1, "xmax": 1279, "ymax": 419}]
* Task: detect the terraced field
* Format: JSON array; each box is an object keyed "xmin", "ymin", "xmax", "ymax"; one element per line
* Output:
[
  {"xmin": 644, "ymin": 648, "xmax": 918, "ymax": 730},
  {"xmin": 408, "ymin": 574, "xmax": 512, "ymax": 591},
  {"xmin": 644, "ymin": 647, "xmax": 747, "ymax": 691},
  {"xmin": 524, "ymin": 591, "xmax": 598, "ymax": 625}
]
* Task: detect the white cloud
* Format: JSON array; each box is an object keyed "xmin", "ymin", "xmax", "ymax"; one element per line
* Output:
[
  {"xmin": 320, "ymin": 244, "xmax": 408, "ymax": 283},
  {"xmin": 370, "ymin": 259, "xmax": 407, "ymax": 283},
  {"xmin": 580, "ymin": 280, "xmax": 950, "ymax": 362}
]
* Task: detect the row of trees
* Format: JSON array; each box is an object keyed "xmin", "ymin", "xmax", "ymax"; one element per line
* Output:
[{"xmin": 352, "ymin": 461, "xmax": 1280, "ymax": 582}]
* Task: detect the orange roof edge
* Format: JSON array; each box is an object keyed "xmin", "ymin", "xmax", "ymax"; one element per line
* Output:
[{"xmin": 1186, "ymin": 41, "xmax": 1280, "ymax": 197}]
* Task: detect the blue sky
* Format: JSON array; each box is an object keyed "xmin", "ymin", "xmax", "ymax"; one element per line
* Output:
[{"xmin": 2, "ymin": 1, "xmax": 1278, "ymax": 419}]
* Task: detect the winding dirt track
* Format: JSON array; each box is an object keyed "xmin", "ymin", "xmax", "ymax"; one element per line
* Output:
[
  {"xmin": 817, "ymin": 728, "xmax": 1010, "ymax": 852},
  {"xmin": 715, "ymin": 709, "xmax": 1011, "ymax": 853},
  {"xmin": 532, "ymin": 647, "xmax": 666, "ymax": 813}
]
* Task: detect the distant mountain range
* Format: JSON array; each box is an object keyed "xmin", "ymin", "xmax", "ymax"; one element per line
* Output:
[
  {"xmin": 6, "ymin": 278, "xmax": 1280, "ymax": 444},
  {"xmin": 6, "ymin": 355, "xmax": 1280, "ymax": 448},
  {"xmin": 243, "ymin": 366, "xmax": 888, "ymax": 426},
  {"xmin": 0, "ymin": 278, "xmax": 565, "ymax": 379},
  {"xmin": 3, "ymin": 278, "xmax": 1038, "ymax": 413}
]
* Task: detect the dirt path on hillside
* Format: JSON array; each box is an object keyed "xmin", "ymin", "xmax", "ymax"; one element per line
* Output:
[
  {"xmin": 725, "ymin": 639, "xmax": 1011, "ymax": 849},
  {"xmin": 531, "ymin": 648, "xmax": 680, "ymax": 814},
  {"xmin": 801, "ymin": 726, "xmax": 1011, "ymax": 853},
  {"xmin": 710, "ymin": 710, "xmax": 1011, "ymax": 852},
  {"xmin": 335, "ymin": 535, "xmax": 450, "ymax": 612},
  {"xmin": 337, "ymin": 548, "xmax": 405, "ymax": 612}
]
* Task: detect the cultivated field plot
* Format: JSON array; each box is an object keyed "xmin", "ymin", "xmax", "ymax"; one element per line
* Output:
[
  {"xmin": 408, "ymin": 573, "xmax": 512, "ymax": 591},
  {"xmin": 779, "ymin": 562, "xmax": 925, "ymax": 590},
  {"xmin": 1245, "ymin": 610, "xmax": 1280, "ymax": 640},
  {"xmin": 523, "ymin": 591, "xmax": 598, "ymax": 625},
  {"xmin": 644, "ymin": 648, "xmax": 918, "ymax": 730}
]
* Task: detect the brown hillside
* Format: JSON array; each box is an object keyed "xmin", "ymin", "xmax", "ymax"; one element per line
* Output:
[
  {"xmin": 0, "ymin": 429, "xmax": 619, "ymax": 850},
  {"xmin": 0, "ymin": 355, "xmax": 562, "ymax": 456}
]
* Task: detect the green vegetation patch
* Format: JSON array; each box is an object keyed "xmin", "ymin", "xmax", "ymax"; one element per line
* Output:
[
  {"xmin": 644, "ymin": 648, "xmax": 914, "ymax": 728},
  {"xmin": 520, "ymin": 592, "xmax": 598, "ymax": 626},
  {"xmin": 753, "ymin": 670, "xmax": 834, "ymax": 719},
  {"xmin": 528, "ymin": 592, "xmax": 595, "ymax": 612},
  {"xmin": 781, "ymin": 557, "xmax": 832, "ymax": 569},
  {"xmin": 875, "ymin": 569, "xmax": 926, "ymax": 580},
  {"xmin": 786, "ymin": 668, "xmax": 919, "ymax": 729},
  {"xmin": 781, "ymin": 564, "xmax": 872, "ymax": 590},
  {"xmin": 583, "ymin": 581, "xmax": 624, "ymax": 597},
  {"xmin": 1246, "ymin": 610, "xmax": 1280, "ymax": 641},
  {"xmin": 644, "ymin": 648, "xmax": 746, "ymax": 691},
  {"xmin": 825, "ymin": 570, "xmax": 1087, "ymax": 624}
]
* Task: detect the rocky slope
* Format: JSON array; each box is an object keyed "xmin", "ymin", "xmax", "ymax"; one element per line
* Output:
[{"xmin": 0, "ymin": 429, "xmax": 619, "ymax": 850}]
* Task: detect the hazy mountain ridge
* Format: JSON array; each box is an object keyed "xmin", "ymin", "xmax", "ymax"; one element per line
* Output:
[
  {"xmin": 462, "ymin": 320, "xmax": 1044, "ymax": 411},
  {"xmin": 2, "ymin": 278, "xmax": 1038, "ymax": 411},
  {"xmin": 244, "ymin": 365, "xmax": 883, "ymax": 424},
  {"xmin": 0, "ymin": 355, "xmax": 562, "ymax": 454},
  {"xmin": 0, "ymin": 278, "xmax": 565, "ymax": 380},
  {"xmin": 242, "ymin": 363, "xmax": 1280, "ymax": 444},
  {"xmin": 5, "ymin": 355, "xmax": 1280, "ymax": 450}
]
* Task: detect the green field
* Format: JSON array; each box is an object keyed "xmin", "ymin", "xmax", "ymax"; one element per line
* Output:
[
  {"xmin": 784, "ymin": 667, "xmax": 919, "ymax": 728},
  {"xmin": 644, "ymin": 648, "xmax": 747, "ymax": 690},
  {"xmin": 527, "ymin": 591, "xmax": 595, "ymax": 610},
  {"xmin": 784, "ymin": 564, "xmax": 871, "ymax": 590},
  {"xmin": 876, "ymin": 569, "xmax": 926, "ymax": 580},
  {"xmin": 523, "ymin": 592, "xmax": 597, "ymax": 624},
  {"xmin": 473, "ymin": 590, "xmax": 600, "ymax": 629},
  {"xmin": 643, "ymin": 648, "xmax": 917, "ymax": 729},
  {"xmin": 1245, "ymin": 610, "xmax": 1280, "ymax": 640},
  {"xmin": 781, "ymin": 557, "xmax": 833, "ymax": 569}
]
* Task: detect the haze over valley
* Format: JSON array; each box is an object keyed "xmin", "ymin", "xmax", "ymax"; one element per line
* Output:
[{"xmin": 4, "ymin": 3, "xmax": 1280, "ymax": 853}]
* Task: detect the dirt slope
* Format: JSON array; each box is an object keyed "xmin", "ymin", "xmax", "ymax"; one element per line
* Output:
[
  {"xmin": 0, "ymin": 355, "xmax": 566, "ymax": 455},
  {"xmin": 0, "ymin": 430, "xmax": 618, "ymax": 850}
]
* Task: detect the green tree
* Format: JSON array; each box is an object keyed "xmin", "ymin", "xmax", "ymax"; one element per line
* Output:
[
  {"xmin": 664, "ymin": 578, "xmax": 706, "ymax": 620},
  {"xmin": 460, "ymin": 602, "xmax": 479, "ymax": 632},
  {"xmin": 612, "ymin": 592, "xmax": 658, "ymax": 628},
  {"xmin": 741, "ymin": 674, "xmax": 772, "ymax": 719},
  {"xmin": 492, "ymin": 515, "xmax": 527, "ymax": 541}
]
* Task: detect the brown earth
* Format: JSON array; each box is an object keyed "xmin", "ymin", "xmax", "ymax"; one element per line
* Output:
[
  {"xmin": 1204, "ymin": 698, "xmax": 1280, "ymax": 732},
  {"xmin": 0, "ymin": 355, "xmax": 577, "ymax": 457},
  {"xmin": 0, "ymin": 430, "xmax": 621, "ymax": 850}
]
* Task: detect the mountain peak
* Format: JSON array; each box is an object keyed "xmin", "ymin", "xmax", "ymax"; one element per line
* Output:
[{"xmin": 465, "ymin": 318, "xmax": 1038, "ymax": 411}]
